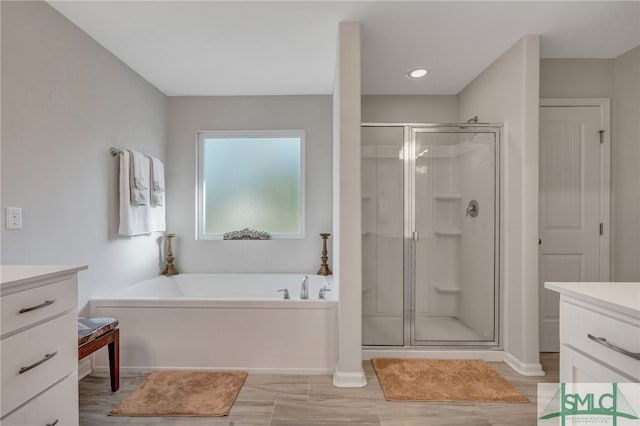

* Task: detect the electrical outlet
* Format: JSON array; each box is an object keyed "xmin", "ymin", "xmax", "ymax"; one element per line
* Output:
[{"xmin": 6, "ymin": 207, "xmax": 22, "ymax": 230}]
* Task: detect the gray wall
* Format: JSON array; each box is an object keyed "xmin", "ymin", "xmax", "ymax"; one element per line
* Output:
[
  {"xmin": 540, "ymin": 59, "xmax": 614, "ymax": 98},
  {"xmin": 166, "ymin": 96, "xmax": 332, "ymax": 274},
  {"xmin": 540, "ymin": 50, "xmax": 640, "ymax": 281},
  {"xmin": 362, "ymin": 95, "xmax": 458, "ymax": 123},
  {"xmin": 1, "ymin": 1, "xmax": 168, "ymax": 312},
  {"xmin": 612, "ymin": 47, "xmax": 640, "ymax": 281}
]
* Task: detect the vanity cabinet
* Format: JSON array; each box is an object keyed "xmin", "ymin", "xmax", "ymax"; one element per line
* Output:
[
  {"xmin": 1, "ymin": 265, "xmax": 86, "ymax": 425},
  {"xmin": 545, "ymin": 282, "xmax": 640, "ymax": 383}
]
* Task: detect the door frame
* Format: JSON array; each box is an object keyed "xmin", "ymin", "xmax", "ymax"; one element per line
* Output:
[
  {"xmin": 360, "ymin": 122, "xmax": 503, "ymax": 349},
  {"xmin": 539, "ymin": 98, "xmax": 611, "ymax": 281}
]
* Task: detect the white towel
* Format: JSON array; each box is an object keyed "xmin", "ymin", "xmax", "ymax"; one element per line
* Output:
[
  {"xmin": 119, "ymin": 151, "xmax": 150, "ymax": 235},
  {"xmin": 147, "ymin": 157, "xmax": 166, "ymax": 233},
  {"xmin": 149, "ymin": 156, "xmax": 165, "ymax": 206},
  {"xmin": 148, "ymin": 200, "xmax": 166, "ymax": 233},
  {"xmin": 128, "ymin": 150, "xmax": 149, "ymax": 205},
  {"xmin": 118, "ymin": 151, "xmax": 166, "ymax": 235}
]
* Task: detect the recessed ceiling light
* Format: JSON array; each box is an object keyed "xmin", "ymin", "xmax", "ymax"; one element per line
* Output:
[{"xmin": 408, "ymin": 68, "xmax": 429, "ymax": 79}]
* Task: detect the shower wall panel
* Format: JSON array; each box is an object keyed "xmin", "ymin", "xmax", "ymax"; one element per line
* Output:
[
  {"xmin": 458, "ymin": 138, "xmax": 496, "ymax": 340},
  {"xmin": 415, "ymin": 147, "xmax": 461, "ymax": 319}
]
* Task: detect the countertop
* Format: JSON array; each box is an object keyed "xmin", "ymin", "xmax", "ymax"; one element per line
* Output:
[
  {"xmin": 1, "ymin": 265, "xmax": 87, "ymax": 291},
  {"xmin": 544, "ymin": 282, "xmax": 640, "ymax": 318}
]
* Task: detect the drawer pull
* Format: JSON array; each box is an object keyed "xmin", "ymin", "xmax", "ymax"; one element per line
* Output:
[
  {"xmin": 18, "ymin": 351, "xmax": 58, "ymax": 374},
  {"xmin": 19, "ymin": 299, "xmax": 56, "ymax": 314},
  {"xmin": 587, "ymin": 334, "xmax": 640, "ymax": 360},
  {"xmin": 46, "ymin": 420, "xmax": 59, "ymax": 426}
]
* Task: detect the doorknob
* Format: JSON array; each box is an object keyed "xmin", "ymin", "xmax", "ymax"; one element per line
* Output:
[{"xmin": 539, "ymin": 238, "xmax": 542, "ymax": 246}]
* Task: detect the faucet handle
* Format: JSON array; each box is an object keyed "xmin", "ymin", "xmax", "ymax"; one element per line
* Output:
[
  {"xmin": 466, "ymin": 199, "xmax": 479, "ymax": 217},
  {"xmin": 319, "ymin": 286, "xmax": 331, "ymax": 299},
  {"xmin": 277, "ymin": 288, "xmax": 290, "ymax": 300}
]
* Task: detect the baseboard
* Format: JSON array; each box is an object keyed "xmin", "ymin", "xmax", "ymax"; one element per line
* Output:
[
  {"xmin": 362, "ymin": 348, "xmax": 505, "ymax": 362},
  {"xmin": 78, "ymin": 358, "xmax": 92, "ymax": 380},
  {"xmin": 94, "ymin": 365, "xmax": 334, "ymax": 376},
  {"xmin": 333, "ymin": 369, "xmax": 367, "ymax": 387},
  {"xmin": 504, "ymin": 351, "xmax": 546, "ymax": 376}
]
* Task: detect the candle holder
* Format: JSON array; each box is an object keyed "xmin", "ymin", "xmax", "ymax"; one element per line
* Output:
[
  {"xmin": 162, "ymin": 233, "xmax": 179, "ymax": 276},
  {"xmin": 317, "ymin": 233, "xmax": 333, "ymax": 276}
]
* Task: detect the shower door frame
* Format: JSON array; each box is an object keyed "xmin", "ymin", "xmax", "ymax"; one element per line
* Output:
[{"xmin": 362, "ymin": 122, "xmax": 502, "ymax": 349}]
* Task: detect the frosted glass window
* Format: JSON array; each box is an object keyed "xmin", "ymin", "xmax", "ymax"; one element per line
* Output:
[{"xmin": 197, "ymin": 131, "xmax": 304, "ymax": 239}]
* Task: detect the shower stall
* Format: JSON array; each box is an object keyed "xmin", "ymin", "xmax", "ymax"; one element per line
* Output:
[{"xmin": 361, "ymin": 123, "xmax": 501, "ymax": 348}]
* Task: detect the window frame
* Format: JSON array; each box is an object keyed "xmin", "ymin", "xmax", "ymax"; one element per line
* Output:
[{"xmin": 196, "ymin": 130, "xmax": 306, "ymax": 240}]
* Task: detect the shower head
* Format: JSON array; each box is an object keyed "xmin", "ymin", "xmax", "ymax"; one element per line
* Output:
[{"xmin": 459, "ymin": 116, "xmax": 479, "ymax": 129}]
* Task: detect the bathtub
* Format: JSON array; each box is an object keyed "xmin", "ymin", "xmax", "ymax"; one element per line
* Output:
[{"xmin": 89, "ymin": 274, "xmax": 337, "ymax": 374}]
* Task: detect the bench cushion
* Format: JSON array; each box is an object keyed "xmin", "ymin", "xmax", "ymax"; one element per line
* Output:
[{"xmin": 78, "ymin": 317, "xmax": 119, "ymax": 346}]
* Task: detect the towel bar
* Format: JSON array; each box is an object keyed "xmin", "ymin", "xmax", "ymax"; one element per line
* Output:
[{"xmin": 110, "ymin": 147, "xmax": 123, "ymax": 157}]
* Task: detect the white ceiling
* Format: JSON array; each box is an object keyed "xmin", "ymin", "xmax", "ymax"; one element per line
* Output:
[{"xmin": 48, "ymin": 1, "xmax": 640, "ymax": 96}]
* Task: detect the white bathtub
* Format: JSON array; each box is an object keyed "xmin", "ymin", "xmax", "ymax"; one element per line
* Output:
[{"xmin": 90, "ymin": 274, "xmax": 337, "ymax": 374}]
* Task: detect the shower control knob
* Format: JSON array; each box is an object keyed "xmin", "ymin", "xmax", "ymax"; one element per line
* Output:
[{"xmin": 465, "ymin": 200, "xmax": 479, "ymax": 217}]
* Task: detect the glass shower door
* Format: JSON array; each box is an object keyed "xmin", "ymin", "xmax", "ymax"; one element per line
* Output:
[
  {"xmin": 411, "ymin": 128, "xmax": 499, "ymax": 345},
  {"xmin": 361, "ymin": 126, "xmax": 405, "ymax": 346}
]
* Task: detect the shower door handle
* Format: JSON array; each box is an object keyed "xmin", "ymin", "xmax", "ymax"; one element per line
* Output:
[{"xmin": 412, "ymin": 231, "xmax": 419, "ymax": 242}]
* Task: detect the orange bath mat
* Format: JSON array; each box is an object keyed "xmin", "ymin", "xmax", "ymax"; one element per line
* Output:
[
  {"xmin": 111, "ymin": 371, "xmax": 247, "ymax": 417},
  {"xmin": 372, "ymin": 358, "xmax": 528, "ymax": 402}
]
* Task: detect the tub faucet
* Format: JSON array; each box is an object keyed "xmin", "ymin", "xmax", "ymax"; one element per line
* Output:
[
  {"xmin": 277, "ymin": 288, "xmax": 290, "ymax": 300},
  {"xmin": 301, "ymin": 276, "xmax": 309, "ymax": 300},
  {"xmin": 319, "ymin": 286, "xmax": 331, "ymax": 300}
]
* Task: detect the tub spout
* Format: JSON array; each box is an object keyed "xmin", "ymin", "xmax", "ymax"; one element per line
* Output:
[{"xmin": 301, "ymin": 275, "xmax": 309, "ymax": 300}]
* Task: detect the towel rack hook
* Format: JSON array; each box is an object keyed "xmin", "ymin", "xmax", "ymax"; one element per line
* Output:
[{"xmin": 110, "ymin": 147, "xmax": 123, "ymax": 157}]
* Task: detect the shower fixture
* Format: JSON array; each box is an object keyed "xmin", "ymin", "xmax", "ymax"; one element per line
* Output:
[
  {"xmin": 466, "ymin": 200, "xmax": 479, "ymax": 217},
  {"xmin": 460, "ymin": 116, "xmax": 479, "ymax": 129}
]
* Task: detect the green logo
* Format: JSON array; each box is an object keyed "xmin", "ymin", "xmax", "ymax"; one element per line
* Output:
[{"xmin": 539, "ymin": 383, "xmax": 639, "ymax": 425}]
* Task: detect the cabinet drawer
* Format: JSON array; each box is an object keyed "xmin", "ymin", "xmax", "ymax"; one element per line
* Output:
[
  {"xmin": 1, "ymin": 372, "xmax": 78, "ymax": 426},
  {"xmin": 560, "ymin": 300, "xmax": 640, "ymax": 380},
  {"xmin": 1, "ymin": 311, "xmax": 76, "ymax": 417},
  {"xmin": 560, "ymin": 344, "xmax": 634, "ymax": 383},
  {"xmin": 1, "ymin": 278, "xmax": 76, "ymax": 337}
]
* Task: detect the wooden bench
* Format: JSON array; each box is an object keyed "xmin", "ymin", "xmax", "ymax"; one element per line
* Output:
[{"xmin": 78, "ymin": 317, "xmax": 119, "ymax": 392}]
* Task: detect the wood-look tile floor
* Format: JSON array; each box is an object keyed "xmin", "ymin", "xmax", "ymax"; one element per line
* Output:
[{"xmin": 79, "ymin": 353, "xmax": 559, "ymax": 426}]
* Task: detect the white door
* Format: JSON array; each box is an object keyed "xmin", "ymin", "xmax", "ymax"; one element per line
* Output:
[{"xmin": 539, "ymin": 105, "xmax": 606, "ymax": 352}]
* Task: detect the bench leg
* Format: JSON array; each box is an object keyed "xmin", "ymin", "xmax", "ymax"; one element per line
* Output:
[{"xmin": 108, "ymin": 329, "xmax": 120, "ymax": 392}]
